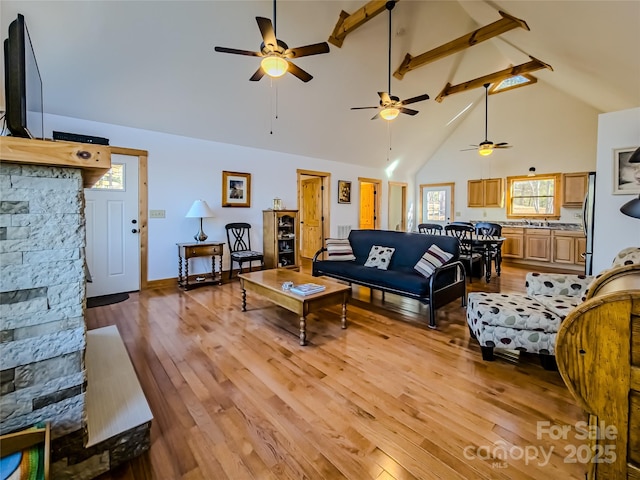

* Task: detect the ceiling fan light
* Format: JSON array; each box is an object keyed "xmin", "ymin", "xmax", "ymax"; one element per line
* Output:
[
  {"xmin": 380, "ymin": 107, "xmax": 400, "ymax": 121},
  {"xmin": 478, "ymin": 145, "xmax": 493, "ymax": 156},
  {"xmin": 261, "ymin": 56, "xmax": 288, "ymax": 78}
]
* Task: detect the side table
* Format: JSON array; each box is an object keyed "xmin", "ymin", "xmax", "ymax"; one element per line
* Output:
[{"xmin": 177, "ymin": 241, "xmax": 224, "ymax": 290}]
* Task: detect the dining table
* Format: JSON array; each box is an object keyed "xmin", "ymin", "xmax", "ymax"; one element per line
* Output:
[{"xmin": 464, "ymin": 236, "xmax": 505, "ymax": 283}]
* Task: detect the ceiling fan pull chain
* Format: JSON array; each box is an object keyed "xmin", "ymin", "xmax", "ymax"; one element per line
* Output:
[{"xmin": 269, "ymin": 78, "xmax": 274, "ymax": 134}]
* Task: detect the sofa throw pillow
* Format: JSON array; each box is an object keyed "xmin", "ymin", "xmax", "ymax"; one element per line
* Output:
[
  {"xmin": 326, "ymin": 238, "xmax": 356, "ymax": 261},
  {"xmin": 364, "ymin": 245, "xmax": 395, "ymax": 270},
  {"xmin": 414, "ymin": 244, "xmax": 453, "ymax": 279}
]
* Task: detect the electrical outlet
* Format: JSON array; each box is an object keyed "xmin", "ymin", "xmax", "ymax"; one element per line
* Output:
[
  {"xmin": 483, "ymin": 210, "xmax": 487, "ymax": 217},
  {"xmin": 150, "ymin": 209, "xmax": 165, "ymax": 219},
  {"xmin": 455, "ymin": 211, "xmax": 461, "ymax": 216},
  {"xmin": 574, "ymin": 212, "xmax": 583, "ymax": 220}
]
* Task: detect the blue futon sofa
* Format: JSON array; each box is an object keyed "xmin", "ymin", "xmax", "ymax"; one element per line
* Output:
[{"xmin": 312, "ymin": 230, "xmax": 466, "ymax": 328}]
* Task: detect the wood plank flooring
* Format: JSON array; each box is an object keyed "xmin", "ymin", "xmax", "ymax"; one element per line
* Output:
[{"xmin": 89, "ymin": 264, "xmax": 588, "ymax": 480}]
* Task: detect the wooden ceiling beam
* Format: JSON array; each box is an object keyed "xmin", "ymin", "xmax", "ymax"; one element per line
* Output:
[
  {"xmin": 434, "ymin": 56, "xmax": 553, "ymax": 102},
  {"xmin": 328, "ymin": 0, "xmax": 400, "ymax": 48},
  {"xmin": 393, "ymin": 10, "xmax": 529, "ymax": 80}
]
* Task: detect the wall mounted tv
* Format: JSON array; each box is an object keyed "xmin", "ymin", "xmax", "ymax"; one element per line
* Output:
[{"xmin": 4, "ymin": 13, "xmax": 44, "ymax": 139}]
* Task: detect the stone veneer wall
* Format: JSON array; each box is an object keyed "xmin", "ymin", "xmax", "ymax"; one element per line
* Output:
[{"xmin": 0, "ymin": 162, "xmax": 87, "ymax": 439}]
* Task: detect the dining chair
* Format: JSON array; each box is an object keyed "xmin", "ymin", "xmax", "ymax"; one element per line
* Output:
[
  {"xmin": 225, "ymin": 222, "xmax": 264, "ymax": 279},
  {"xmin": 444, "ymin": 223, "xmax": 483, "ymax": 282},
  {"xmin": 474, "ymin": 222, "xmax": 503, "ymax": 276},
  {"xmin": 417, "ymin": 223, "xmax": 443, "ymax": 235}
]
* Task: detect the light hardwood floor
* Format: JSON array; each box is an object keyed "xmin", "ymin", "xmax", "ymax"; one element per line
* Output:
[{"xmin": 90, "ymin": 263, "xmax": 588, "ymax": 480}]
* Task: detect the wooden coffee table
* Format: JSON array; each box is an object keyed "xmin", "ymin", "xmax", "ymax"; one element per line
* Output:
[{"xmin": 238, "ymin": 269, "xmax": 351, "ymax": 345}]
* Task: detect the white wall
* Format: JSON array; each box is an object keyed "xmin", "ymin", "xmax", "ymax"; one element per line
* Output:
[
  {"xmin": 593, "ymin": 107, "xmax": 640, "ymax": 273},
  {"xmin": 45, "ymin": 114, "xmax": 388, "ymax": 281},
  {"xmin": 414, "ymin": 81, "xmax": 600, "ymax": 224}
]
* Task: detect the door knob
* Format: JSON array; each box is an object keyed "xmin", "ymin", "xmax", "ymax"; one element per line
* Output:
[
  {"xmin": 131, "ymin": 219, "xmax": 137, "ymax": 224},
  {"xmin": 132, "ymin": 229, "xmax": 139, "ymax": 233}
]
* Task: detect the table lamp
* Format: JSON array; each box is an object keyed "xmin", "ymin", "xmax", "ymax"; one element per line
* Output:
[{"xmin": 186, "ymin": 200, "xmax": 215, "ymax": 242}]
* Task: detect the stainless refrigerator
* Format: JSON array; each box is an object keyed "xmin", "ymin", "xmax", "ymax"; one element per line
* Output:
[{"xmin": 582, "ymin": 172, "xmax": 596, "ymax": 275}]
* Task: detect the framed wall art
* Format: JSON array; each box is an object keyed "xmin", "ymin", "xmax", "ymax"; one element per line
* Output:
[
  {"xmin": 613, "ymin": 147, "xmax": 640, "ymax": 194},
  {"xmin": 222, "ymin": 171, "xmax": 251, "ymax": 207},
  {"xmin": 338, "ymin": 180, "xmax": 351, "ymax": 204}
]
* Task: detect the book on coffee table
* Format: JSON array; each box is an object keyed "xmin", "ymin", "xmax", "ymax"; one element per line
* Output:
[{"xmin": 290, "ymin": 283, "xmax": 326, "ymax": 296}]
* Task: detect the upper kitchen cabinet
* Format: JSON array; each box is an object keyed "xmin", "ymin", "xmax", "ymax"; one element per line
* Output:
[
  {"xmin": 467, "ymin": 178, "xmax": 503, "ymax": 208},
  {"xmin": 562, "ymin": 172, "xmax": 589, "ymax": 207}
]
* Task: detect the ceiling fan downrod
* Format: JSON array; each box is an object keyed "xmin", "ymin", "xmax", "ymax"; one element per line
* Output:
[{"xmin": 386, "ymin": 1, "xmax": 396, "ymax": 94}]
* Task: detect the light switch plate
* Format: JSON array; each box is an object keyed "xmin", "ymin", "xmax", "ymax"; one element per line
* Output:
[{"xmin": 150, "ymin": 209, "xmax": 165, "ymax": 218}]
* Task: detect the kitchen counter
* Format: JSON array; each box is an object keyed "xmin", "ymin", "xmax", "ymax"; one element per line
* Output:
[{"xmin": 471, "ymin": 221, "xmax": 583, "ymax": 231}]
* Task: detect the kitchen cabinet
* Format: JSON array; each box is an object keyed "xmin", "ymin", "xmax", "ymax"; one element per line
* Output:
[
  {"xmin": 552, "ymin": 230, "xmax": 587, "ymax": 266},
  {"xmin": 524, "ymin": 228, "xmax": 551, "ymax": 262},
  {"xmin": 263, "ymin": 209, "xmax": 299, "ymax": 270},
  {"xmin": 501, "ymin": 227, "xmax": 524, "ymax": 259},
  {"xmin": 562, "ymin": 172, "xmax": 589, "ymax": 207},
  {"xmin": 467, "ymin": 178, "xmax": 503, "ymax": 208}
]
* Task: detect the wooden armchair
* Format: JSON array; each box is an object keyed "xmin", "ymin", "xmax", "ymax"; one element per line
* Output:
[
  {"xmin": 556, "ymin": 264, "xmax": 640, "ymax": 479},
  {"xmin": 225, "ymin": 222, "xmax": 264, "ymax": 279}
]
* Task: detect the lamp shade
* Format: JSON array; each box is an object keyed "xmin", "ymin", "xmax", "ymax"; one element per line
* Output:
[
  {"xmin": 186, "ymin": 200, "xmax": 215, "ymax": 218},
  {"xmin": 380, "ymin": 107, "xmax": 400, "ymax": 121},
  {"xmin": 478, "ymin": 146, "xmax": 493, "ymax": 156},
  {"xmin": 261, "ymin": 56, "xmax": 288, "ymax": 78},
  {"xmin": 620, "ymin": 195, "xmax": 640, "ymax": 219}
]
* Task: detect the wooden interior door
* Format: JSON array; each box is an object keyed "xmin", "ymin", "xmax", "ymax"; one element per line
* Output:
[
  {"xmin": 301, "ymin": 177, "xmax": 323, "ymax": 259},
  {"xmin": 359, "ymin": 183, "xmax": 375, "ymax": 229},
  {"xmin": 358, "ymin": 177, "xmax": 381, "ymax": 230}
]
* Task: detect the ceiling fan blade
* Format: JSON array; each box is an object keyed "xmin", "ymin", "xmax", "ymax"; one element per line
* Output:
[
  {"xmin": 378, "ymin": 92, "xmax": 391, "ymax": 104},
  {"xmin": 351, "ymin": 106, "xmax": 379, "ymax": 110},
  {"xmin": 287, "ymin": 61, "xmax": 313, "ymax": 82},
  {"xmin": 494, "ymin": 142, "xmax": 510, "ymax": 146},
  {"xmin": 399, "ymin": 107, "xmax": 419, "ymax": 116},
  {"xmin": 214, "ymin": 46, "xmax": 262, "ymax": 57},
  {"xmin": 249, "ymin": 67, "xmax": 266, "ymax": 82},
  {"xmin": 286, "ymin": 42, "xmax": 330, "ymax": 58},
  {"xmin": 461, "ymin": 147, "xmax": 479, "ymax": 151},
  {"xmin": 400, "ymin": 93, "xmax": 430, "ymax": 106},
  {"xmin": 256, "ymin": 17, "xmax": 277, "ymax": 50},
  {"xmin": 494, "ymin": 144, "xmax": 512, "ymax": 149},
  {"xmin": 371, "ymin": 112, "xmax": 381, "ymax": 121}
]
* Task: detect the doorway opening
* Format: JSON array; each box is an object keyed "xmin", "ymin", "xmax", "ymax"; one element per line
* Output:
[
  {"xmin": 388, "ymin": 181, "xmax": 407, "ymax": 231},
  {"xmin": 419, "ymin": 182, "xmax": 455, "ymax": 227},
  {"xmin": 84, "ymin": 147, "xmax": 148, "ymax": 296}
]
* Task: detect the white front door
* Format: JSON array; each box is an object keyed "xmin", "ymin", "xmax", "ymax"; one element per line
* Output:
[
  {"xmin": 84, "ymin": 154, "xmax": 140, "ymax": 297},
  {"xmin": 420, "ymin": 183, "xmax": 454, "ymax": 228}
]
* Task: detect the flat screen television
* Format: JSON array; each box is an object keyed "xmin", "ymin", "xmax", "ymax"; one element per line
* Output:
[{"xmin": 4, "ymin": 14, "xmax": 44, "ymax": 139}]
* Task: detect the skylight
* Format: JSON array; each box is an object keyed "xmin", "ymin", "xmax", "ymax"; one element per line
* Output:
[{"xmin": 489, "ymin": 74, "xmax": 537, "ymax": 94}]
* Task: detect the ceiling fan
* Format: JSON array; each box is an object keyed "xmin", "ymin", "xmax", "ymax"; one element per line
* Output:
[
  {"xmin": 462, "ymin": 83, "xmax": 512, "ymax": 155},
  {"xmin": 351, "ymin": 1, "xmax": 429, "ymax": 120},
  {"xmin": 213, "ymin": 0, "xmax": 330, "ymax": 83}
]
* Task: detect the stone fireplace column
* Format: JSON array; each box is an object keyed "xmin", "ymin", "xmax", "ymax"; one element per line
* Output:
[{"xmin": 1, "ymin": 163, "xmax": 88, "ymax": 447}]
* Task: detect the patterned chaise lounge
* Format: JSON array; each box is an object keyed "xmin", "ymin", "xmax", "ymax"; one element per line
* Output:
[{"xmin": 466, "ymin": 247, "xmax": 640, "ymax": 369}]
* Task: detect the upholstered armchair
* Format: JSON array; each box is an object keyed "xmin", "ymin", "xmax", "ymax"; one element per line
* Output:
[{"xmin": 466, "ymin": 247, "xmax": 640, "ymax": 369}]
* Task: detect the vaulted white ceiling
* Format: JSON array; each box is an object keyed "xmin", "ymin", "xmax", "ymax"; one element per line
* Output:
[{"xmin": 2, "ymin": 1, "xmax": 639, "ymax": 174}]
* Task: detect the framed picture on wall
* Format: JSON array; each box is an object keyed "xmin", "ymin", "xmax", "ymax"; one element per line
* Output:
[
  {"xmin": 338, "ymin": 180, "xmax": 351, "ymax": 204},
  {"xmin": 613, "ymin": 147, "xmax": 640, "ymax": 194},
  {"xmin": 222, "ymin": 171, "xmax": 251, "ymax": 207}
]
